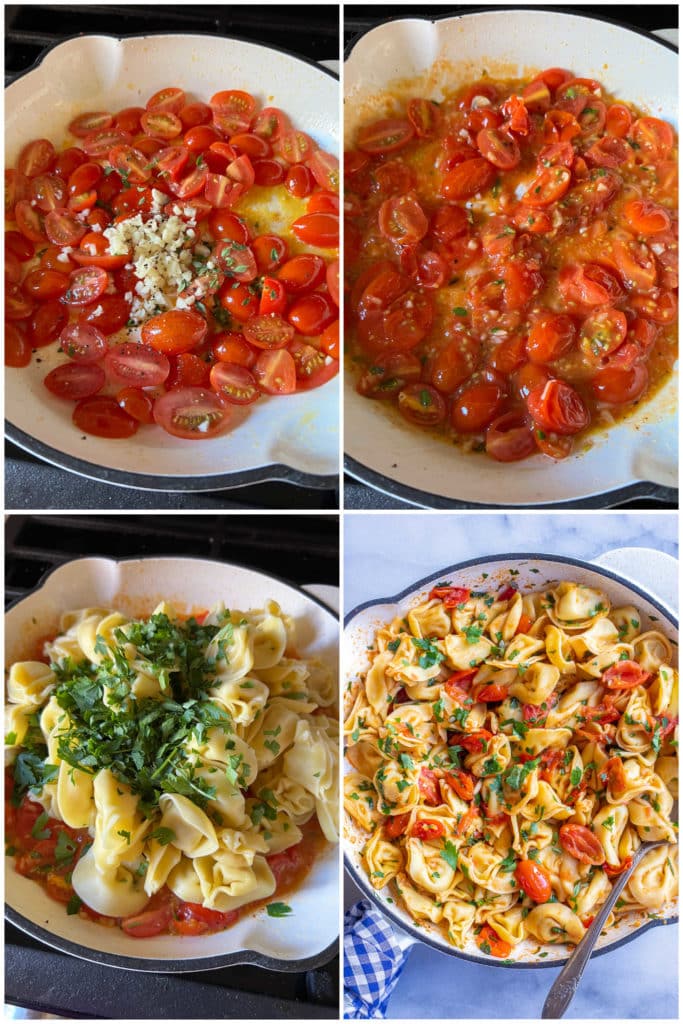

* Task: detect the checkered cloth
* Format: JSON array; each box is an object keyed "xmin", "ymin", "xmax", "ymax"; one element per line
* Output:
[{"xmin": 344, "ymin": 900, "xmax": 412, "ymax": 1018}]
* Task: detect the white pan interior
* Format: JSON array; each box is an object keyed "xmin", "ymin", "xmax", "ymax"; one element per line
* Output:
[
  {"xmin": 344, "ymin": 10, "xmax": 678, "ymax": 506},
  {"xmin": 5, "ymin": 557, "xmax": 339, "ymax": 968},
  {"xmin": 343, "ymin": 554, "xmax": 678, "ymax": 965},
  {"xmin": 6, "ymin": 34, "xmax": 339, "ymax": 490}
]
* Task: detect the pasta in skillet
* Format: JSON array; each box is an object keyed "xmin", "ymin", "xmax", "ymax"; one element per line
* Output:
[
  {"xmin": 344, "ymin": 578, "xmax": 678, "ymax": 958},
  {"xmin": 6, "ymin": 601, "xmax": 338, "ymax": 935}
]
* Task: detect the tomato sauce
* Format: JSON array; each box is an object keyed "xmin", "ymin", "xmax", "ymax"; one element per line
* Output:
[
  {"xmin": 345, "ymin": 69, "xmax": 677, "ymax": 462},
  {"xmin": 5, "ymin": 770, "xmax": 328, "ymax": 938},
  {"xmin": 6, "ymin": 86, "xmax": 339, "ymax": 441}
]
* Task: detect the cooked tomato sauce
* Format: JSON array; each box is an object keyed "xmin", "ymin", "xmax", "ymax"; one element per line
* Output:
[
  {"xmin": 345, "ymin": 69, "xmax": 677, "ymax": 462},
  {"xmin": 6, "ymin": 86, "xmax": 339, "ymax": 441},
  {"xmin": 5, "ymin": 769, "xmax": 327, "ymax": 937}
]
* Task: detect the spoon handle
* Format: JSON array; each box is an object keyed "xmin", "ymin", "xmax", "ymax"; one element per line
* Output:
[{"xmin": 541, "ymin": 851, "xmax": 644, "ymax": 1019}]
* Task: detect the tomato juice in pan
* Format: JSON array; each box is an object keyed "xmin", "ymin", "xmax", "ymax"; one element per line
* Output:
[{"xmin": 345, "ymin": 70, "xmax": 677, "ymax": 462}]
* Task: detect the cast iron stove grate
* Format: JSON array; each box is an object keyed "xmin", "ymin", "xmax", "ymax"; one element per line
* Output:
[{"xmin": 5, "ymin": 514, "xmax": 339, "ymax": 1019}]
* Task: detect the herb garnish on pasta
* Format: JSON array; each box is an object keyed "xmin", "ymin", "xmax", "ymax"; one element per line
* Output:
[
  {"xmin": 344, "ymin": 580, "xmax": 677, "ymax": 958},
  {"xmin": 6, "ymin": 600, "xmax": 338, "ymax": 936}
]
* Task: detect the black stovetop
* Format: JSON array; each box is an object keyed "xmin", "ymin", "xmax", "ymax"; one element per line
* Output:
[
  {"xmin": 5, "ymin": 4, "xmax": 340, "ymax": 511},
  {"xmin": 5, "ymin": 514, "xmax": 339, "ymax": 1019}
]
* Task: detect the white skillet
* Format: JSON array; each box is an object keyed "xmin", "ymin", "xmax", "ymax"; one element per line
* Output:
[
  {"xmin": 343, "ymin": 547, "xmax": 678, "ymax": 967},
  {"xmin": 5, "ymin": 556, "xmax": 339, "ymax": 972},
  {"xmin": 344, "ymin": 9, "xmax": 678, "ymax": 507},
  {"xmin": 5, "ymin": 33, "xmax": 339, "ymax": 492}
]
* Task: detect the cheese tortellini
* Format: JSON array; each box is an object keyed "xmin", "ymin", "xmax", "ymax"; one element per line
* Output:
[
  {"xmin": 6, "ymin": 600, "xmax": 337, "ymax": 928},
  {"xmin": 345, "ymin": 578, "xmax": 677, "ymax": 960}
]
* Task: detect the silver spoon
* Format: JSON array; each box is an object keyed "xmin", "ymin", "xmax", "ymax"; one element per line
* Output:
[{"xmin": 542, "ymin": 829, "xmax": 675, "ymax": 1019}]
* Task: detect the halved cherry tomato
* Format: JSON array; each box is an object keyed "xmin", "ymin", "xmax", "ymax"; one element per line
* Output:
[
  {"xmin": 418, "ymin": 768, "xmax": 441, "ymax": 807},
  {"xmin": 604, "ymin": 857, "xmax": 634, "ymax": 878},
  {"xmin": 515, "ymin": 859, "xmax": 552, "ymax": 902},
  {"xmin": 408, "ymin": 98, "xmax": 441, "ymax": 138},
  {"xmin": 592, "ymin": 362, "xmax": 648, "ymax": 404},
  {"xmin": 5, "ymin": 323, "xmax": 32, "ymax": 367},
  {"xmin": 486, "ymin": 412, "xmax": 536, "ymax": 462},
  {"xmin": 623, "ymin": 199, "xmax": 671, "ymax": 235},
  {"xmin": 17, "ymin": 138, "xmax": 56, "ymax": 178},
  {"xmin": 558, "ymin": 824, "xmax": 605, "ymax": 865},
  {"xmin": 153, "ymin": 387, "xmax": 232, "ymax": 439},
  {"xmin": 451, "ymin": 377, "xmax": 506, "ymax": 432},
  {"xmin": 287, "ymin": 292, "xmax": 337, "ymax": 336},
  {"xmin": 602, "ymin": 660, "xmax": 651, "ymax": 689},
  {"xmin": 285, "ymin": 164, "xmax": 315, "ymax": 198},
  {"xmin": 121, "ymin": 905, "xmax": 174, "ymax": 938},
  {"xmin": 429, "ymin": 586, "xmax": 470, "ymax": 606},
  {"xmin": 356, "ymin": 119, "xmax": 414, "ymax": 155},
  {"xmin": 44, "ymin": 362, "xmax": 105, "ymax": 400},
  {"xmin": 397, "ymin": 383, "xmax": 446, "ymax": 427},
  {"xmin": 75, "ymin": 394, "xmax": 140, "ymax": 438},
  {"xmin": 22, "ymin": 269, "xmax": 69, "ymax": 300},
  {"xmin": 526, "ymin": 312, "xmax": 576, "ymax": 364},
  {"xmin": 291, "ymin": 212, "xmax": 339, "ymax": 249},
  {"xmin": 252, "ymin": 349, "xmax": 296, "ymax": 394},
  {"xmin": 476, "ymin": 129, "xmax": 520, "ymax": 169},
  {"xmin": 476, "ymin": 684, "xmax": 509, "ymax": 703},
  {"xmin": 104, "ymin": 343, "xmax": 170, "ymax": 387},
  {"xmin": 147, "ymin": 87, "xmax": 186, "ymax": 115},
  {"xmin": 209, "ymin": 361, "xmax": 260, "ymax": 405},
  {"xmin": 410, "ymin": 819, "xmax": 446, "ymax": 841},
  {"xmin": 384, "ymin": 813, "xmax": 411, "ymax": 839},
  {"xmin": 116, "ymin": 387, "xmax": 155, "ymax": 424},
  {"xmin": 526, "ymin": 379, "xmax": 589, "ymax": 435},
  {"xmin": 443, "ymin": 769, "xmax": 474, "ymax": 801},
  {"xmin": 214, "ymin": 240, "xmax": 257, "ymax": 281},
  {"xmin": 523, "ymin": 166, "xmax": 571, "ymax": 206},
  {"xmin": 62, "ymin": 266, "xmax": 109, "ymax": 307},
  {"xmin": 378, "ymin": 193, "xmax": 428, "ymax": 246},
  {"xmin": 141, "ymin": 308, "xmax": 207, "ymax": 355},
  {"xmin": 456, "ymin": 730, "xmax": 493, "ymax": 753},
  {"xmin": 476, "ymin": 924, "xmax": 512, "ymax": 960},
  {"xmin": 441, "ymin": 158, "xmax": 497, "ymax": 200},
  {"xmin": 60, "ymin": 322, "xmax": 107, "ymax": 363},
  {"xmin": 579, "ymin": 308, "xmax": 627, "ymax": 363}
]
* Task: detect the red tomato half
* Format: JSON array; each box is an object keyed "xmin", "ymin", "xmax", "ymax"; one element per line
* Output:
[
  {"xmin": 104, "ymin": 343, "xmax": 170, "ymax": 387},
  {"xmin": 153, "ymin": 387, "xmax": 233, "ymax": 439},
  {"xmin": 526, "ymin": 379, "xmax": 589, "ymax": 435},
  {"xmin": 209, "ymin": 362, "xmax": 260, "ymax": 405},
  {"xmin": 44, "ymin": 362, "xmax": 105, "ymax": 400}
]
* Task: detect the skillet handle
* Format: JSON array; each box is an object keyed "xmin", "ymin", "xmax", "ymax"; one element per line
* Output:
[{"xmin": 593, "ymin": 547, "xmax": 678, "ymax": 613}]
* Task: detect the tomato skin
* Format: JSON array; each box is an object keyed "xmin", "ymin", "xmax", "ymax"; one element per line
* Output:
[
  {"xmin": 451, "ymin": 378, "xmax": 505, "ymax": 433},
  {"xmin": 417, "ymin": 768, "xmax": 441, "ymax": 807},
  {"xmin": 219, "ymin": 281, "xmax": 259, "ymax": 322},
  {"xmin": 443, "ymin": 769, "xmax": 474, "ymax": 801},
  {"xmin": 116, "ymin": 387, "xmax": 155, "ymax": 424},
  {"xmin": 526, "ymin": 312, "xmax": 576, "ymax": 364},
  {"xmin": 602, "ymin": 660, "xmax": 651, "ymax": 689},
  {"xmin": 429, "ymin": 586, "xmax": 470, "ymax": 607},
  {"xmin": 441, "ymin": 158, "xmax": 497, "ymax": 200},
  {"xmin": 277, "ymin": 254, "xmax": 326, "ymax": 294},
  {"xmin": 291, "ymin": 212, "xmax": 339, "ymax": 249},
  {"xmin": 476, "ymin": 128, "xmax": 520, "ymax": 169},
  {"xmin": 456, "ymin": 729, "xmax": 492, "ymax": 753},
  {"xmin": 526, "ymin": 379, "xmax": 589, "ymax": 436},
  {"xmin": 212, "ymin": 332, "xmax": 257, "ymax": 368},
  {"xmin": 287, "ymin": 293, "xmax": 337, "ymax": 337},
  {"xmin": 384, "ymin": 813, "xmax": 411, "ymax": 839},
  {"xmin": 141, "ymin": 309, "xmax": 207, "ymax": 355},
  {"xmin": 592, "ymin": 362, "xmax": 648, "ymax": 404},
  {"xmin": 558, "ymin": 824, "xmax": 605, "ymax": 866},
  {"xmin": 80, "ymin": 295, "xmax": 131, "ymax": 334},
  {"xmin": 44, "ymin": 362, "xmax": 105, "ymax": 400},
  {"xmin": 5, "ymin": 322, "xmax": 32, "ymax": 367},
  {"xmin": 252, "ymin": 235, "xmax": 288, "ymax": 274},
  {"xmin": 515, "ymin": 859, "xmax": 552, "ymax": 902},
  {"xmin": 285, "ymin": 164, "xmax": 315, "ymax": 198},
  {"xmin": 30, "ymin": 299, "xmax": 69, "ymax": 347},
  {"xmin": 476, "ymin": 924, "xmax": 512, "ymax": 960},
  {"xmin": 476, "ymin": 684, "xmax": 508, "ymax": 702},
  {"xmin": 121, "ymin": 905, "xmax": 174, "ymax": 938}
]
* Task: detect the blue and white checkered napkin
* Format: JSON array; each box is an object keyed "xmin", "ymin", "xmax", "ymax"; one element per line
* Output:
[{"xmin": 343, "ymin": 900, "xmax": 413, "ymax": 1018}]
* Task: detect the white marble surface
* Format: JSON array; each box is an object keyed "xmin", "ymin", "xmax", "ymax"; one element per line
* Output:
[{"xmin": 344, "ymin": 512, "xmax": 678, "ymax": 1019}]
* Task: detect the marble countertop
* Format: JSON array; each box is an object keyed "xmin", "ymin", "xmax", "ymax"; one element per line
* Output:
[{"xmin": 344, "ymin": 512, "xmax": 678, "ymax": 1019}]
